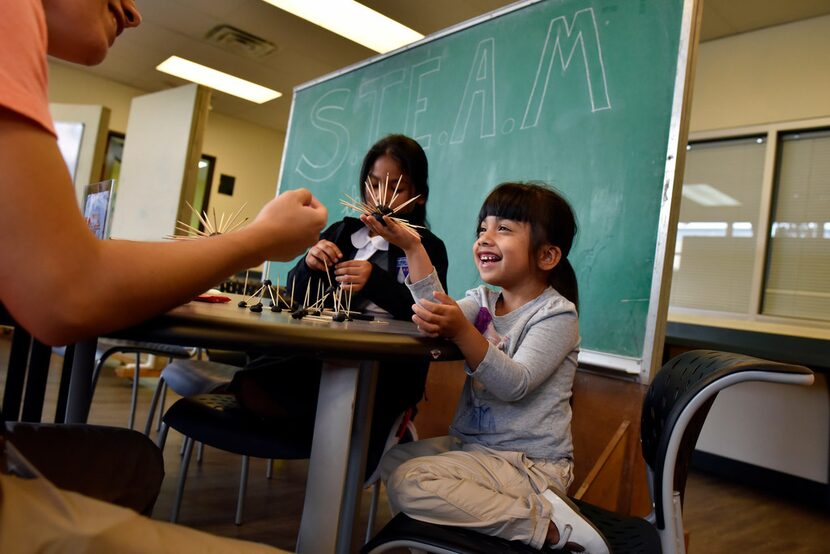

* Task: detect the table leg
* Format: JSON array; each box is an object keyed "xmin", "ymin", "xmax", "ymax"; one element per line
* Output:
[
  {"xmin": 65, "ymin": 338, "xmax": 98, "ymax": 423},
  {"xmin": 297, "ymin": 359, "xmax": 378, "ymax": 554},
  {"xmin": 2, "ymin": 326, "xmax": 32, "ymax": 421},
  {"xmin": 20, "ymin": 339, "xmax": 52, "ymax": 422}
]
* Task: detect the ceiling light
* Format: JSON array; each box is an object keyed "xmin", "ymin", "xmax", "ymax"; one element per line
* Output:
[
  {"xmin": 682, "ymin": 184, "xmax": 741, "ymax": 207},
  {"xmin": 261, "ymin": 0, "xmax": 423, "ymax": 53},
  {"xmin": 156, "ymin": 56, "xmax": 281, "ymax": 104}
]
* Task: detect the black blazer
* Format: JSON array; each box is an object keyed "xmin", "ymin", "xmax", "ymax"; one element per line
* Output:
[{"xmin": 287, "ymin": 217, "xmax": 448, "ymax": 320}]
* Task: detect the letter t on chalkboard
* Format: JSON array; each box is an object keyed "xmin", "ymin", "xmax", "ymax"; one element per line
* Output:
[{"xmin": 218, "ymin": 174, "xmax": 235, "ymax": 196}]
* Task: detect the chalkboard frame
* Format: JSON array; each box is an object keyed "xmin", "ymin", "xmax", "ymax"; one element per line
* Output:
[{"xmin": 271, "ymin": 0, "xmax": 702, "ymax": 382}]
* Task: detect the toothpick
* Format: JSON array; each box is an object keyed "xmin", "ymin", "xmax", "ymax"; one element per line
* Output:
[
  {"xmin": 223, "ymin": 217, "xmax": 249, "ymax": 233},
  {"xmin": 202, "ymin": 210, "xmax": 216, "ymax": 235},
  {"xmin": 266, "ymin": 281, "xmax": 278, "ymax": 306},
  {"xmin": 290, "ymin": 276, "xmax": 296, "ymax": 309},
  {"xmin": 389, "ymin": 174, "xmax": 403, "ymax": 206},
  {"xmin": 175, "ymin": 219, "xmax": 205, "ymax": 235},
  {"xmin": 242, "ymin": 270, "xmax": 249, "ymax": 296},
  {"xmin": 364, "ymin": 177, "xmax": 379, "ymax": 206},
  {"xmin": 243, "ymin": 282, "xmax": 265, "ymax": 305},
  {"xmin": 391, "ymin": 194, "xmax": 421, "ymax": 215},
  {"xmin": 224, "ymin": 203, "xmax": 248, "ymax": 232},
  {"xmin": 274, "ymin": 275, "xmax": 288, "ymax": 308},
  {"xmin": 390, "ymin": 216, "xmax": 425, "ymax": 228},
  {"xmin": 186, "ymin": 201, "xmax": 212, "ymax": 233}
]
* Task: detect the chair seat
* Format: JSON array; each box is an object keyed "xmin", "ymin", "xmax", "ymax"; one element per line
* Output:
[
  {"xmin": 362, "ymin": 505, "xmax": 661, "ymax": 554},
  {"xmin": 162, "ymin": 394, "xmax": 312, "ymax": 460},
  {"xmin": 161, "ymin": 359, "xmax": 239, "ymax": 396},
  {"xmin": 361, "ymin": 513, "xmax": 543, "ymax": 554},
  {"xmin": 97, "ymin": 339, "xmax": 192, "ymax": 359},
  {"xmin": 573, "ymin": 499, "xmax": 661, "ymax": 554}
]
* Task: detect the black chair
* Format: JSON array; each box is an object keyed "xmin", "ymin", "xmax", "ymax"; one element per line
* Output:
[
  {"xmin": 143, "ymin": 357, "xmax": 242, "ymax": 435},
  {"xmin": 362, "ymin": 350, "xmax": 815, "ymax": 554},
  {"xmin": 157, "ymin": 392, "xmax": 418, "ymax": 528},
  {"xmin": 157, "ymin": 393, "xmax": 314, "ymax": 525},
  {"xmin": 88, "ymin": 339, "xmax": 192, "ymax": 430}
]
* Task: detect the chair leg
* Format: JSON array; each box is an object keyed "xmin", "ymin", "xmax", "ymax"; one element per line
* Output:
[
  {"xmin": 128, "ymin": 352, "xmax": 140, "ymax": 430},
  {"xmin": 157, "ymin": 422, "xmax": 170, "ymax": 450},
  {"xmin": 365, "ymin": 480, "xmax": 381, "ymax": 544},
  {"xmin": 196, "ymin": 441, "xmax": 205, "ymax": 464},
  {"xmin": 235, "ymin": 455, "xmax": 250, "ymax": 525},
  {"xmin": 266, "ymin": 459, "xmax": 273, "ymax": 479},
  {"xmin": 171, "ymin": 437, "xmax": 195, "ymax": 523},
  {"xmin": 144, "ymin": 376, "xmax": 165, "ymax": 436},
  {"xmin": 156, "ymin": 380, "xmax": 168, "ymax": 432}
]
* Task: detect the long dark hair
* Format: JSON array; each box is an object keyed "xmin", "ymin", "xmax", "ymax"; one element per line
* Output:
[
  {"xmin": 358, "ymin": 134, "xmax": 430, "ymax": 227},
  {"xmin": 477, "ymin": 182, "xmax": 579, "ymax": 308}
]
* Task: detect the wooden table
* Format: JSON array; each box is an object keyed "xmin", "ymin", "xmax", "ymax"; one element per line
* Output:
[{"xmin": 67, "ymin": 295, "xmax": 461, "ymax": 554}]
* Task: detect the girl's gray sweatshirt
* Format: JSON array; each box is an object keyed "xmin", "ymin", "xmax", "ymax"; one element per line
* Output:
[{"xmin": 408, "ymin": 270, "xmax": 580, "ymax": 462}]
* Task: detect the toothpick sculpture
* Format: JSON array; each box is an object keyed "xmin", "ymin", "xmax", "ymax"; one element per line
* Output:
[
  {"xmin": 339, "ymin": 174, "xmax": 423, "ymax": 238},
  {"xmin": 167, "ymin": 202, "xmax": 248, "ymax": 240}
]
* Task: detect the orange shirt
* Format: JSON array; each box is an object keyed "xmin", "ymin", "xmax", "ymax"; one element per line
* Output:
[{"xmin": 0, "ymin": 0, "xmax": 55, "ymax": 135}]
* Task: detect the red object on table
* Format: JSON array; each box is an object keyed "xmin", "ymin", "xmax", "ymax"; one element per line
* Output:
[{"xmin": 194, "ymin": 294, "xmax": 231, "ymax": 303}]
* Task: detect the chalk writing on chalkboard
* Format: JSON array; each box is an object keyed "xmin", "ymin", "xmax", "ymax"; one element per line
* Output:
[{"xmin": 275, "ymin": 0, "xmax": 695, "ymax": 376}]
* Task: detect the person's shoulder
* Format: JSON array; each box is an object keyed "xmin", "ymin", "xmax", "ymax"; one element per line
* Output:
[
  {"xmin": 535, "ymin": 288, "xmax": 578, "ymax": 319},
  {"xmin": 463, "ymin": 285, "xmax": 496, "ymax": 306},
  {"xmin": 322, "ymin": 217, "xmax": 358, "ymax": 237}
]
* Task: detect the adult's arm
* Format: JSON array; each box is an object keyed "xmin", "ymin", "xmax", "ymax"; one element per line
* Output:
[{"xmin": 0, "ymin": 109, "xmax": 327, "ymax": 345}]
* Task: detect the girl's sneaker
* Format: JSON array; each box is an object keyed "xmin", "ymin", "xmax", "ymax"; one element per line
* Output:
[{"xmin": 542, "ymin": 488, "xmax": 610, "ymax": 554}]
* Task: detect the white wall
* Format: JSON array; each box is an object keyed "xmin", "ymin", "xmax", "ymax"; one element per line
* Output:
[
  {"xmin": 689, "ymin": 14, "xmax": 830, "ymax": 132},
  {"xmin": 688, "ymin": 16, "xmax": 830, "ymax": 484},
  {"xmin": 47, "ymin": 61, "xmax": 286, "ymax": 259}
]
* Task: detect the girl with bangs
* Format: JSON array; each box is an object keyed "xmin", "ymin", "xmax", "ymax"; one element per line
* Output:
[{"xmin": 363, "ymin": 182, "xmax": 609, "ymax": 553}]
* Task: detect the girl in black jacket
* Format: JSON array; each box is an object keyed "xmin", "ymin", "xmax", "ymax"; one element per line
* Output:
[{"xmin": 232, "ymin": 135, "xmax": 448, "ymax": 478}]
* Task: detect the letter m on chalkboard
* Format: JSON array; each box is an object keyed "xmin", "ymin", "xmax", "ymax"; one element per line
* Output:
[{"xmin": 521, "ymin": 8, "xmax": 611, "ymax": 129}]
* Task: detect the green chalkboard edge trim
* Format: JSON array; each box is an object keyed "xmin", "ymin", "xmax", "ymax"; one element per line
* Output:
[
  {"xmin": 639, "ymin": 0, "xmax": 704, "ymax": 383},
  {"xmin": 292, "ymin": 0, "xmax": 544, "ymax": 94}
]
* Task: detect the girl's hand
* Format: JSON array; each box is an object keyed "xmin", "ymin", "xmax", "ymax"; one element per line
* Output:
[
  {"xmin": 360, "ymin": 214, "xmax": 421, "ymax": 252},
  {"xmin": 334, "ymin": 260, "xmax": 373, "ymax": 293},
  {"xmin": 305, "ymin": 239, "xmax": 342, "ymax": 271},
  {"xmin": 411, "ymin": 291, "xmax": 469, "ymax": 339}
]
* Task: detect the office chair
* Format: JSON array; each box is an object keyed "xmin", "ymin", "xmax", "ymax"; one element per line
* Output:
[
  {"xmin": 88, "ymin": 340, "xmax": 191, "ymax": 430},
  {"xmin": 142, "ymin": 357, "xmax": 242, "ymax": 436},
  {"xmin": 362, "ymin": 350, "xmax": 814, "ymax": 554},
  {"xmin": 157, "ymin": 392, "xmax": 417, "ymax": 527}
]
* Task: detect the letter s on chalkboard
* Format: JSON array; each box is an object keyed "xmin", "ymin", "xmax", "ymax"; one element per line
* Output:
[{"xmin": 296, "ymin": 88, "xmax": 352, "ymax": 183}]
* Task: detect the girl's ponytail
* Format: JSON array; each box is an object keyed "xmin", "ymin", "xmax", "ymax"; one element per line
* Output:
[{"xmin": 550, "ymin": 257, "xmax": 578, "ymax": 311}]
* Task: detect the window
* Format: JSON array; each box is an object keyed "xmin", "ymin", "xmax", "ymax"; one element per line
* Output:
[
  {"xmin": 670, "ymin": 119, "xmax": 830, "ymax": 329},
  {"xmin": 763, "ymin": 129, "xmax": 830, "ymax": 322},
  {"xmin": 670, "ymin": 136, "xmax": 766, "ymax": 313}
]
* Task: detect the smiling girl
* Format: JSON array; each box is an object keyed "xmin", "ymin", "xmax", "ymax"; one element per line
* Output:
[{"xmin": 364, "ymin": 182, "xmax": 609, "ymax": 553}]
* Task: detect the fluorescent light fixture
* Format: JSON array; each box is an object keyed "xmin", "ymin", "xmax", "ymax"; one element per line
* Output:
[
  {"xmin": 682, "ymin": 184, "xmax": 741, "ymax": 207},
  {"xmin": 261, "ymin": 0, "xmax": 423, "ymax": 53},
  {"xmin": 156, "ymin": 56, "xmax": 281, "ymax": 104}
]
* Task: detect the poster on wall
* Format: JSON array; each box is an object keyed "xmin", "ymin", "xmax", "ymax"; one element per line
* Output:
[{"xmin": 83, "ymin": 179, "xmax": 117, "ymax": 240}]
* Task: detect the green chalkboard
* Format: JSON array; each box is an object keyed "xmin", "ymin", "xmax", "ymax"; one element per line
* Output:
[{"xmin": 273, "ymin": 0, "xmax": 697, "ymax": 375}]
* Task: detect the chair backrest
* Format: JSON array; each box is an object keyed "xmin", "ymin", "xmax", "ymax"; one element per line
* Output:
[{"xmin": 639, "ymin": 349, "xmax": 814, "ymax": 533}]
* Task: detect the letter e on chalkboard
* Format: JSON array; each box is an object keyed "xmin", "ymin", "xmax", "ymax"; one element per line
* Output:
[{"xmin": 218, "ymin": 174, "xmax": 235, "ymax": 196}]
